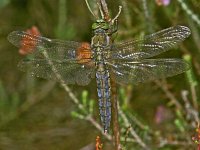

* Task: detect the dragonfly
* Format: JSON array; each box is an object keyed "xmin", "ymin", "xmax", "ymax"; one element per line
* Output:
[{"xmin": 7, "ymin": 19, "xmax": 191, "ymax": 133}]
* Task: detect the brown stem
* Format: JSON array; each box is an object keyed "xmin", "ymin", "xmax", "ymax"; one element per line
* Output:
[
  {"xmin": 190, "ymin": 85, "xmax": 198, "ymax": 110},
  {"xmin": 97, "ymin": 0, "xmax": 110, "ymax": 21},
  {"xmin": 110, "ymin": 74, "xmax": 122, "ymax": 150}
]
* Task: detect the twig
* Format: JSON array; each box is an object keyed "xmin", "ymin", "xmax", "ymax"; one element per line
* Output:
[
  {"xmin": 188, "ymin": 18, "xmax": 200, "ymax": 52},
  {"xmin": 118, "ymin": 104, "xmax": 149, "ymax": 149},
  {"xmin": 193, "ymin": 59, "xmax": 200, "ymax": 76},
  {"xmin": 177, "ymin": 0, "xmax": 200, "ymax": 27},
  {"xmin": 141, "ymin": 0, "xmax": 153, "ymax": 33},
  {"xmin": 190, "ymin": 85, "xmax": 198, "ymax": 110},
  {"xmin": 183, "ymin": 54, "xmax": 199, "ymax": 110},
  {"xmin": 57, "ymin": 0, "xmax": 67, "ymax": 34},
  {"xmin": 97, "ymin": 0, "xmax": 110, "ymax": 21},
  {"xmin": 120, "ymin": 0, "xmax": 132, "ymax": 28},
  {"xmin": 124, "ymin": 125, "xmax": 132, "ymax": 144},
  {"xmin": 181, "ymin": 90, "xmax": 200, "ymax": 125},
  {"xmin": 111, "ymin": 6, "xmax": 122, "ymax": 24},
  {"xmin": 154, "ymin": 80, "xmax": 183, "ymax": 111},
  {"xmin": 42, "ymin": 50, "xmax": 84, "ymax": 110},
  {"xmin": 85, "ymin": 0, "xmax": 98, "ymax": 19},
  {"xmin": 158, "ymin": 138, "xmax": 192, "ymax": 148}
]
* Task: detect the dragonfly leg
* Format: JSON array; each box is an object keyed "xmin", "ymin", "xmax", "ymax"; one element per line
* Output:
[{"xmin": 109, "ymin": 19, "xmax": 118, "ymax": 34}]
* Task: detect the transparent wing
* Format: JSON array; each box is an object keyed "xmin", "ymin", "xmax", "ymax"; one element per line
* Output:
[
  {"xmin": 8, "ymin": 31, "xmax": 95, "ymax": 85},
  {"xmin": 18, "ymin": 59, "xmax": 95, "ymax": 85},
  {"xmin": 7, "ymin": 31, "xmax": 85, "ymax": 60},
  {"xmin": 108, "ymin": 59, "xmax": 190, "ymax": 84},
  {"xmin": 111, "ymin": 26, "xmax": 191, "ymax": 60}
]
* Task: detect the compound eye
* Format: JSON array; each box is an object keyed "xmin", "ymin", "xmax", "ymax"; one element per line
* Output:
[
  {"xmin": 92, "ymin": 23, "xmax": 98, "ymax": 29},
  {"xmin": 102, "ymin": 23, "xmax": 109, "ymax": 30}
]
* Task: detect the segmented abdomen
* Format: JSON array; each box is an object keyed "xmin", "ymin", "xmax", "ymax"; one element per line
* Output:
[{"xmin": 96, "ymin": 69, "xmax": 111, "ymax": 132}]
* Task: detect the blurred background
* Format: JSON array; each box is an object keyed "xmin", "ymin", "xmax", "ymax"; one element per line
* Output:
[{"xmin": 0, "ymin": 0, "xmax": 200, "ymax": 149}]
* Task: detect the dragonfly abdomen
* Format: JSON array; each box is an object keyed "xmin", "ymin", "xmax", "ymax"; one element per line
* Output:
[{"xmin": 96, "ymin": 66, "xmax": 111, "ymax": 132}]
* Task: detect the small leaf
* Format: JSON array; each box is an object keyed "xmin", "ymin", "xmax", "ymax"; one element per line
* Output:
[
  {"xmin": 119, "ymin": 87, "xmax": 127, "ymax": 109},
  {"xmin": 89, "ymin": 99, "xmax": 94, "ymax": 113},
  {"xmin": 82, "ymin": 90, "xmax": 88, "ymax": 106},
  {"xmin": 71, "ymin": 111, "xmax": 84, "ymax": 119},
  {"xmin": 174, "ymin": 119, "xmax": 185, "ymax": 132}
]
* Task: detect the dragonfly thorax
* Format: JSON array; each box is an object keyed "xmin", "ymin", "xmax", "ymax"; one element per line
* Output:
[
  {"xmin": 91, "ymin": 31, "xmax": 110, "ymax": 47},
  {"xmin": 91, "ymin": 19, "xmax": 111, "ymax": 47}
]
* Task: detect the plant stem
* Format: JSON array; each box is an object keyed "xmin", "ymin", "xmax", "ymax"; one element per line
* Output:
[
  {"xmin": 154, "ymin": 80, "xmax": 183, "ymax": 110},
  {"xmin": 110, "ymin": 75, "xmax": 122, "ymax": 150}
]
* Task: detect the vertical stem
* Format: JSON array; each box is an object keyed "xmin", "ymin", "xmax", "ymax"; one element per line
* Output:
[
  {"xmin": 56, "ymin": 0, "xmax": 67, "ymax": 37},
  {"xmin": 183, "ymin": 54, "xmax": 199, "ymax": 110},
  {"xmin": 190, "ymin": 85, "xmax": 198, "ymax": 110},
  {"xmin": 97, "ymin": 0, "xmax": 110, "ymax": 21},
  {"xmin": 58, "ymin": 0, "xmax": 66, "ymax": 26},
  {"xmin": 121, "ymin": 0, "xmax": 132, "ymax": 28},
  {"xmin": 110, "ymin": 74, "xmax": 121, "ymax": 150},
  {"xmin": 141, "ymin": 0, "xmax": 153, "ymax": 33},
  {"xmin": 26, "ymin": 71, "xmax": 35, "ymax": 101}
]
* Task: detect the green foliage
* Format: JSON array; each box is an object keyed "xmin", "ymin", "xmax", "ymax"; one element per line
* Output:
[
  {"xmin": 0, "ymin": 80, "xmax": 20, "ymax": 126},
  {"xmin": 54, "ymin": 0, "xmax": 76, "ymax": 39},
  {"xmin": 0, "ymin": 0, "xmax": 9, "ymax": 8},
  {"xmin": 71, "ymin": 111, "xmax": 84, "ymax": 119},
  {"xmin": 55, "ymin": 23, "xmax": 76, "ymax": 39},
  {"xmin": 71, "ymin": 90, "xmax": 95, "ymax": 119},
  {"xmin": 174, "ymin": 110, "xmax": 187, "ymax": 133},
  {"xmin": 184, "ymin": 54, "xmax": 198, "ymax": 86}
]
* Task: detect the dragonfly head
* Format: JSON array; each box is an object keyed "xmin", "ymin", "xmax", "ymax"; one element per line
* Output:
[
  {"xmin": 92, "ymin": 19, "xmax": 109, "ymax": 31},
  {"xmin": 91, "ymin": 19, "xmax": 111, "ymax": 46}
]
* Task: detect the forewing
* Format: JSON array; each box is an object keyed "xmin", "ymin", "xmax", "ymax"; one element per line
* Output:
[
  {"xmin": 111, "ymin": 26, "xmax": 191, "ymax": 60},
  {"xmin": 108, "ymin": 59, "xmax": 190, "ymax": 84},
  {"xmin": 8, "ymin": 31, "xmax": 95, "ymax": 85},
  {"xmin": 7, "ymin": 31, "xmax": 84, "ymax": 61},
  {"xmin": 18, "ymin": 59, "xmax": 95, "ymax": 86}
]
